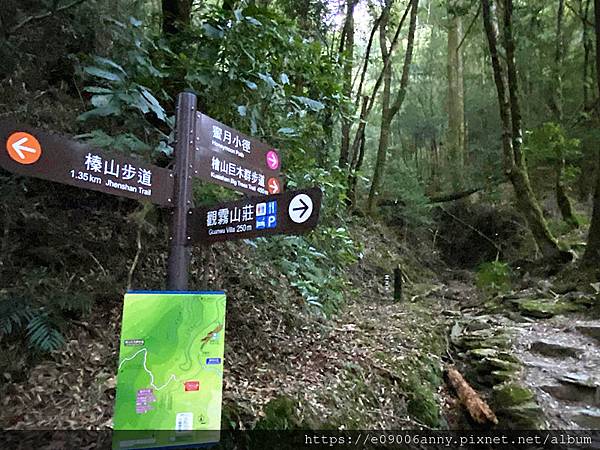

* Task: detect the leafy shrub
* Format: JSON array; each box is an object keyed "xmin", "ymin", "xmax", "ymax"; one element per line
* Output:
[
  {"xmin": 253, "ymin": 166, "xmax": 360, "ymax": 314},
  {"xmin": 77, "ymin": 16, "xmax": 171, "ymax": 158},
  {"xmin": 1, "ymin": 298, "xmax": 65, "ymax": 353},
  {"xmin": 476, "ymin": 260, "xmax": 511, "ymax": 294},
  {"xmin": 380, "ymin": 159, "xmax": 432, "ymax": 227},
  {"xmin": 524, "ymin": 122, "xmax": 581, "ymax": 168}
]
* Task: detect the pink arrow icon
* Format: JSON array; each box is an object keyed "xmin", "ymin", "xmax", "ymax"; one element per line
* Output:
[{"xmin": 266, "ymin": 150, "xmax": 280, "ymax": 170}]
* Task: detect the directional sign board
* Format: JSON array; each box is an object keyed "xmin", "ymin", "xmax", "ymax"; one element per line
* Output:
[
  {"xmin": 188, "ymin": 187, "xmax": 322, "ymax": 244},
  {"xmin": 194, "ymin": 113, "xmax": 283, "ymax": 196},
  {"xmin": 0, "ymin": 120, "xmax": 174, "ymax": 206}
]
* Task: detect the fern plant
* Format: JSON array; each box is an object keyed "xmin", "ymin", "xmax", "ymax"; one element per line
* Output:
[
  {"xmin": 0, "ymin": 300, "xmax": 64, "ymax": 352},
  {"xmin": 26, "ymin": 313, "xmax": 65, "ymax": 352}
]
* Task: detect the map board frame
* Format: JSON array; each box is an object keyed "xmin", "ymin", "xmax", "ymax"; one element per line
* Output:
[{"xmin": 112, "ymin": 291, "xmax": 226, "ymax": 449}]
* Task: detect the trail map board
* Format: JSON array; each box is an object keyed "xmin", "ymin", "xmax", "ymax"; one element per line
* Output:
[{"xmin": 113, "ymin": 291, "xmax": 226, "ymax": 449}]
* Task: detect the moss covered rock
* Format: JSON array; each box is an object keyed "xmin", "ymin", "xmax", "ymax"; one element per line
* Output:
[
  {"xmin": 515, "ymin": 298, "xmax": 581, "ymax": 318},
  {"xmin": 492, "ymin": 382, "xmax": 535, "ymax": 407},
  {"xmin": 467, "ymin": 348, "xmax": 498, "ymax": 359},
  {"xmin": 254, "ymin": 396, "xmax": 300, "ymax": 430},
  {"xmin": 491, "ymin": 370, "xmax": 517, "ymax": 383},
  {"xmin": 498, "ymin": 401, "xmax": 544, "ymax": 429}
]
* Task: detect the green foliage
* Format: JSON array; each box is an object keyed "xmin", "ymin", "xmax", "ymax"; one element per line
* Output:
[
  {"xmin": 0, "ymin": 302, "xmax": 34, "ymax": 336},
  {"xmin": 253, "ymin": 166, "xmax": 360, "ymax": 314},
  {"xmin": 258, "ymin": 230, "xmax": 356, "ymax": 315},
  {"xmin": 254, "ymin": 396, "xmax": 300, "ymax": 430},
  {"xmin": 26, "ymin": 313, "xmax": 65, "ymax": 352},
  {"xmin": 0, "ymin": 269, "xmax": 93, "ymax": 352},
  {"xmin": 405, "ymin": 371, "xmax": 440, "ymax": 428},
  {"xmin": 0, "ymin": 299, "xmax": 64, "ymax": 353},
  {"xmin": 476, "ymin": 261, "xmax": 511, "ymax": 294},
  {"xmin": 525, "ymin": 122, "xmax": 581, "ymax": 166},
  {"xmin": 381, "ymin": 159, "xmax": 432, "ymax": 227},
  {"xmin": 393, "ymin": 355, "xmax": 441, "ymax": 428},
  {"xmin": 78, "ymin": 16, "xmax": 171, "ymax": 157},
  {"xmin": 167, "ymin": 3, "xmax": 344, "ymax": 169}
]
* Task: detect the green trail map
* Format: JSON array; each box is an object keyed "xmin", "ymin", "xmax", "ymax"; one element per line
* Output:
[{"xmin": 113, "ymin": 291, "xmax": 226, "ymax": 449}]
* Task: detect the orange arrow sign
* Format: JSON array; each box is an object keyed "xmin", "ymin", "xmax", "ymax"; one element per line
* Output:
[
  {"xmin": 6, "ymin": 132, "xmax": 42, "ymax": 164},
  {"xmin": 267, "ymin": 177, "xmax": 281, "ymax": 195}
]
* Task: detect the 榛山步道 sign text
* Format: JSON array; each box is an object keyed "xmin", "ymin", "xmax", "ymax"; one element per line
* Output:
[{"xmin": 0, "ymin": 120, "xmax": 174, "ymax": 206}]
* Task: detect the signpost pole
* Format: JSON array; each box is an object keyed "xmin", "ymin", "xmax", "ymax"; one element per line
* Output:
[{"xmin": 167, "ymin": 92, "xmax": 197, "ymax": 290}]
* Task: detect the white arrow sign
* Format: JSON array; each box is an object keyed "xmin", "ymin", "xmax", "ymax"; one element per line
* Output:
[
  {"xmin": 288, "ymin": 193, "xmax": 313, "ymax": 224},
  {"xmin": 12, "ymin": 137, "xmax": 37, "ymax": 160}
]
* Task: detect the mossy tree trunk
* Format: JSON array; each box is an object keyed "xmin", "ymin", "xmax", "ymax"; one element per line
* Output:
[
  {"xmin": 582, "ymin": 0, "xmax": 600, "ymax": 266},
  {"xmin": 482, "ymin": 0, "xmax": 565, "ymax": 261},
  {"xmin": 347, "ymin": 96, "xmax": 368, "ymax": 208},
  {"xmin": 552, "ymin": 0, "xmax": 579, "ymax": 228},
  {"xmin": 577, "ymin": 0, "xmax": 595, "ymax": 201},
  {"xmin": 339, "ymin": 0, "xmax": 357, "ymax": 170},
  {"xmin": 556, "ymin": 158, "xmax": 579, "ymax": 228}
]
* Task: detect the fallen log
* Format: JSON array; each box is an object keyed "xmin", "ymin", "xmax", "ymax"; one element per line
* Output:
[
  {"xmin": 428, "ymin": 187, "xmax": 483, "ymax": 203},
  {"xmin": 378, "ymin": 187, "xmax": 483, "ymax": 210},
  {"xmin": 445, "ymin": 367, "xmax": 498, "ymax": 425}
]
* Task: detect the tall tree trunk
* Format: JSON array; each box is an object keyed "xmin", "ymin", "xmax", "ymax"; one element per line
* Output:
[
  {"xmin": 578, "ymin": 0, "xmax": 594, "ymax": 201},
  {"xmin": 162, "ymin": 0, "xmax": 193, "ymax": 35},
  {"xmin": 339, "ymin": 0, "xmax": 357, "ymax": 169},
  {"xmin": 348, "ymin": 1, "xmax": 412, "ymax": 173},
  {"xmin": 552, "ymin": 0, "xmax": 579, "ymax": 227},
  {"xmin": 583, "ymin": 0, "xmax": 592, "ymax": 110},
  {"xmin": 368, "ymin": 5, "xmax": 394, "ymax": 214},
  {"xmin": 447, "ymin": 4, "xmax": 466, "ymax": 188},
  {"xmin": 582, "ymin": 0, "xmax": 600, "ymax": 266},
  {"xmin": 482, "ymin": 0, "xmax": 565, "ymax": 261},
  {"xmin": 345, "ymin": 2, "xmax": 409, "ymax": 208},
  {"xmin": 347, "ymin": 96, "xmax": 369, "ymax": 208},
  {"xmin": 367, "ymin": 0, "xmax": 419, "ymax": 214}
]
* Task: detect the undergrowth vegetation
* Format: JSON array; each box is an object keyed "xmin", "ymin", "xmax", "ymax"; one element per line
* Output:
[
  {"xmin": 0, "ymin": 4, "xmax": 354, "ymax": 351},
  {"xmin": 476, "ymin": 261, "xmax": 512, "ymax": 295}
]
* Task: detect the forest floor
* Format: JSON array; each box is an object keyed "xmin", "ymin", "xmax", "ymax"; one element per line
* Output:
[
  {"xmin": 0, "ymin": 221, "xmax": 453, "ymax": 430},
  {"xmin": 1, "ymin": 215, "xmax": 599, "ymax": 433}
]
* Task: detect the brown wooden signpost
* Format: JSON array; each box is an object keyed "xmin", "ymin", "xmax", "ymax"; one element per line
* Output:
[{"xmin": 0, "ymin": 92, "xmax": 321, "ymax": 291}]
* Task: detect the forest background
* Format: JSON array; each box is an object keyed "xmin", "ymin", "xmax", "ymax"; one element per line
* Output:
[{"xmin": 1, "ymin": 0, "xmax": 600, "ymax": 431}]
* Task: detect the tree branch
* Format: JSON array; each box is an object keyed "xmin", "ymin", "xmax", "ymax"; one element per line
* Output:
[
  {"xmin": 347, "ymin": 0, "xmax": 412, "ymax": 165},
  {"xmin": 428, "ymin": 187, "xmax": 483, "ymax": 203},
  {"xmin": 366, "ymin": 1, "xmax": 413, "ymax": 114},
  {"xmin": 9, "ymin": 0, "xmax": 88, "ymax": 35},
  {"xmin": 456, "ymin": 2, "xmax": 481, "ymax": 52},
  {"xmin": 352, "ymin": 11, "xmax": 384, "ymax": 107},
  {"xmin": 566, "ymin": 0, "xmax": 594, "ymax": 26},
  {"xmin": 388, "ymin": 0, "xmax": 419, "ymax": 118}
]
